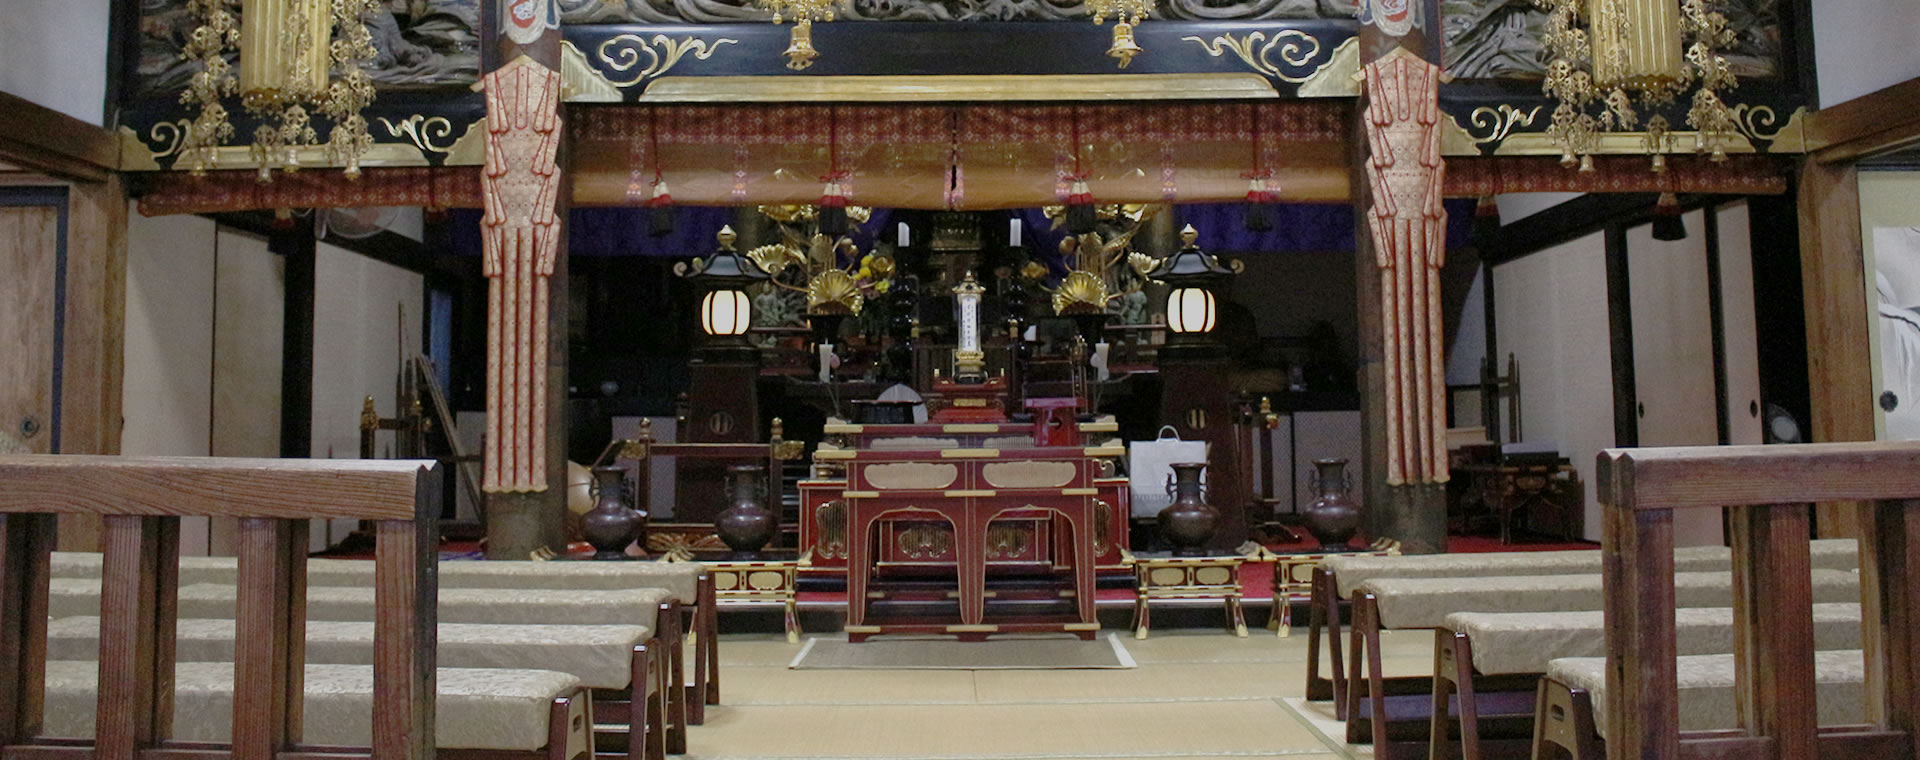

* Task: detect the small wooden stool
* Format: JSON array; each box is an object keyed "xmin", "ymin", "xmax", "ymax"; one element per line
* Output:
[
  {"xmin": 706, "ymin": 553, "xmax": 808, "ymax": 643},
  {"xmin": 1124, "ymin": 550, "xmax": 1253, "ymax": 639}
]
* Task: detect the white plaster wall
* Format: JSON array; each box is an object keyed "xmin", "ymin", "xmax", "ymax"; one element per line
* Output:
[
  {"xmin": 311, "ymin": 242, "xmax": 424, "ymax": 547},
  {"xmin": 1628, "ymin": 211, "xmax": 1723, "ymax": 546},
  {"xmin": 1814, "ymin": 1, "xmax": 1920, "ymax": 107},
  {"xmin": 122, "ymin": 211, "xmax": 217, "ymax": 554},
  {"xmin": 1492, "ymin": 232, "xmax": 1615, "ymax": 540},
  {"xmin": 1716, "ymin": 202, "xmax": 1763, "ymax": 447},
  {"xmin": 1497, "ymin": 193, "xmax": 1585, "ymax": 225},
  {"xmin": 0, "ymin": 0, "xmax": 110, "ymax": 125}
]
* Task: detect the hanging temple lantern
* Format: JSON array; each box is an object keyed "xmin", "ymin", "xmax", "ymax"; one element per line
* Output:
[
  {"xmin": 1536, "ymin": 0, "xmax": 1740, "ymax": 172},
  {"xmin": 180, "ymin": 0, "xmax": 381, "ymax": 180}
]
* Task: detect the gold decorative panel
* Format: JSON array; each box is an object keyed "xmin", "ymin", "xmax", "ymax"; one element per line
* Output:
[
  {"xmin": 981, "ymin": 461, "xmax": 1078, "ymax": 489},
  {"xmin": 1194, "ymin": 566, "xmax": 1235, "ymax": 586},
  {"xmin": 864, "ymin": 462, "xmax": 959, "ymax": 490}
]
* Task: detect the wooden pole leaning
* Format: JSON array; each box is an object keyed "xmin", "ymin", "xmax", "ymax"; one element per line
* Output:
[{"xmin": 0, "ymin": 455, "xmax": 440, "ymax": 760}]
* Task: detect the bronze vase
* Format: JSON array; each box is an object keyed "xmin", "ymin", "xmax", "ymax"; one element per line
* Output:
[
  {"xmin": 716, "ymin": 463, "xmax": 777, "ymax": 556},
  {"xmin": 1302, "ymin": 458, "xmax": 1362, "ymax": 550},
  {"xmin": 1158, "ymin": 462, "xmax": 1220, "ymax": 553},
  {"xmin": 582, "ymin": 466, "xmax": 646, "ymax": 560}
]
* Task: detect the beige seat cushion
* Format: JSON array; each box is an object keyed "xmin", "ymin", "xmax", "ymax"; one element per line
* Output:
[
  {"xmin": 45, "ymin": 617, "xmax": 650, "ymax": 690},
  {"xmin": 1321, "ymin": 540, "xmax": 1859, "ymax": 600},
  {"xmin": 40, "ymin": 660, "xmax": 578, "ymax": 750},
  {"xmin": 49, "ymin": 553, "xmax": 706, "ymax": 605},
  {"xmin": 50, "ymin": 579, "xmax": 670, "ymax": 630},
  {"xmin": 1360, "ymin": 569, "xmax": 1859, "ymax": 630},
  {"xmin": 1547, "ymin": 650, "xmax": 1866, "ymax": 740},
  {"xmin": 1322, "ymin": 548, "xmax": 1723, "ymax": 599},
  {"xmin": 1444, "ymin": 603, "xmax": 1864, "ymax": 675}
]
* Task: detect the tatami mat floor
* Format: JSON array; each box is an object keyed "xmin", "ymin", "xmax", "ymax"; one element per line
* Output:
[{"xmin": 687, "ymin": 627, "xmax": 1434, "ymax": 760}]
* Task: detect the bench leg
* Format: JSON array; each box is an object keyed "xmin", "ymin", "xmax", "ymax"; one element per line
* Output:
[
  {"xmin": 661, "ymin": 604, "xmax": 688, "ymax": 755},
  {"xmin": 1432, "ymin": 630, "xmax": 1482, "ymax": 760},
  {"xmin": 629, "ymin": 645, "xmax": 650, "ymax": 760},
  {"xmin": 1346, "ymin": 594, "xmax": 1391, "ymax": 757},
  {"xmin": 1227, "ymin": 594, "xmax": 1248, "ymax": 638},
  {"xmin": 1134, "ymin": 593, "xmax": 1151, "ymax": 640},
  {"xmin": 703, "ymin": 576, "xmax": 720, "ymax": 706}
]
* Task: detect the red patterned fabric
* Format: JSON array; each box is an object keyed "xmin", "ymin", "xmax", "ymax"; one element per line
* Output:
[
  {"xmin": 1444, "ymin": 154, "xmax": 1788, "ymax": 196},
  {"xmin": 136, "ymin": 167, "xmax": 482, "ymax": 216}
]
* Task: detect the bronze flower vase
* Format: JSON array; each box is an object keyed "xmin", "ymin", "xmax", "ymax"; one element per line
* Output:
[
  {"xmin": 1302, "ymin": 458, "xmax": 1362, "ymax": 551},
  {"xmin": 1158, "ymin": 462, "xmax": 1220, "ymax": 554},
  {"xmin": 716, "ymin": 463, "xmax": 777, "ymax": 557},
  {"xmin": 581, "ymin": 466, "xmax": 646, "ymax": 560}
]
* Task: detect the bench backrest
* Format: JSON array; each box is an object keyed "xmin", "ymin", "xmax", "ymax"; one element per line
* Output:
[
  {"xmin": 0, "ymin": 455, "xmax": 439, "ymax": 760},
  {"xmin": 1597, "ymin": 442, "xmax": 1920, "ymax": 760}
]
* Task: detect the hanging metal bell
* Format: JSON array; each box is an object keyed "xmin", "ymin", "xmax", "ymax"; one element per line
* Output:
[
  {"xmin": 1107, "ymin": 22, "xmax": 1143, "ymax": 69},
  {"xmin": 784, "ymin": 19, "xmax": 819, "ymax": 71}
]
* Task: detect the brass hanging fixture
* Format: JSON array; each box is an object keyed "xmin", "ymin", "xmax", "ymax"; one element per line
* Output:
[
  {"xmin": 180, "ymin": 0, "xmax": 240, "ymax": 176},
  {"xmin": 1535, "ymin": 0, "xmax": 1740, "ymax": 172},
  {"xmin": 762, "ymin": 0, "xmax": 838, "ymax": 70},
  {"xmin": 1087, "ymin": 0, "xmax": 1152, "ymax": 68},
  {"xmin": 180, "ymin": 0, "xmax": 381, "ymax": 179}
]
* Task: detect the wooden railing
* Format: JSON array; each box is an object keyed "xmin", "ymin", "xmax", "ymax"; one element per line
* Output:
[
  {"xmin": 0, "ymin": 455, "xmax": 440, "ymax": 760},
  {"xmin": 1598, "ymin": 441, "xmax": 1920, "ymax": 760}
]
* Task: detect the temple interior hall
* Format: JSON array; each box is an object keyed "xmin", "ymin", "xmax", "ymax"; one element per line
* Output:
[{"xmin": 4, "ymin": 1, "xmax": 1920, "ymax": 759}]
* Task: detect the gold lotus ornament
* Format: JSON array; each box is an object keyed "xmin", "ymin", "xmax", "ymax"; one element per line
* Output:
[
  {"xmin": 807, "ymin": 269, "xmax": 864, "ymax": 315},
  {"xmin": 1050, "ymin": 271, "xmax": 1111, "ymax": 316},
  {"xmin": 747, "ymin": 243, "xmax": 806, "ymax": 276}
]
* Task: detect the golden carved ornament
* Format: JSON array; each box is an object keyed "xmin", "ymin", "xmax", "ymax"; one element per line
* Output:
[
  {"xmin": 1050, "ymin": 270, "xmax": 1111, "ymax": 316},
  {"xmin": 597, "ymin": 33, "xmax": 738, "ymax": 87},
  {"xmin": 1182, "ymin": 30, "xmax": 1325, "ymax": 84}
]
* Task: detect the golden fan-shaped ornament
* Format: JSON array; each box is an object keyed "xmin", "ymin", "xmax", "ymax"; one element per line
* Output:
[{"xmin": 807, "ymin": 269, "xmax": 864, "ymax": 315}]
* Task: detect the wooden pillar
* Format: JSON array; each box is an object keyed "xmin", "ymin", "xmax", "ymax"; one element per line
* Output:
[
  {"xmin": 1797, "ymin": 158, "xmax": 1869, "ymax": 538},
  {"xmin": 1352, "ymin": 0, "xmax": 1448, "ymax": 554},
  {"xmin": 479, "ymin": 0, "xmax": 570, "ymax": 558}
]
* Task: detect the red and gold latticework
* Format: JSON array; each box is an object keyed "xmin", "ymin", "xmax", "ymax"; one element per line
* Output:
[
  {"xmin": 481, "ymin": 56, "xmax": 564, "ymax": 493},
  {"xmin": 1361, "ymin": 49, "xmax": 1448, "ymax": 487}
]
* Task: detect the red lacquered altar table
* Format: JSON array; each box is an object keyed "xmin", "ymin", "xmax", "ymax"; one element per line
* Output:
[{"xmin": 828, "ymin": 443, "xmax": 1124, "ymax": 641}]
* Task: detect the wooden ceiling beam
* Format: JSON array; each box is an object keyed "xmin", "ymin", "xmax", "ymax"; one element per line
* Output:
[
  {"xmin": 1807, "ymin": 77, "xmax": 1920, "ymax": 164},
  {"xmin": 0, "ymin": 92, "xmax": 118, "ymax": 181}
]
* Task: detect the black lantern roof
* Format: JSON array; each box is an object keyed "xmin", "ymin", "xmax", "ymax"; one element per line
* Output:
[
  {"xmin": 1147, "ymin": 224, "xmax": 1235, "ymax": 285},
  {"xmin": 676, "ymin": 226, "xmax": 770, "ymax": 287}
]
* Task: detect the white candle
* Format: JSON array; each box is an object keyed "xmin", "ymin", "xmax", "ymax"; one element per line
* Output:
[
  {"xmin": 897, "ymin": 222, "xmax": 910, "ymax": 247},
  {"xmin": 1008, "ymin": 218, "xmax": 1022, "ymax": 247}
]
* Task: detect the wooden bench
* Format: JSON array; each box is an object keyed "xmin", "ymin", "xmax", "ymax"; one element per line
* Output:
[
  {"xmin": 1435, "ymin": 602, "xmax": 1865, "ymax": 760},
  {"xmin": 1342, "ymin": 569, "xmax": 1860, "ymax": 754},
  {"xmin": 47, "ymin": 553, "xmax": 721, "ymax": 726},
  {"xmin": 1301, "ymin": 539, "xmax": 1858, "ymax": 715},
  {"xmin": 0, "ymin": 455, "xmax": 457, "ymax": 760},
  {"xmin": 42, "ymin": 618, "xmax": 668, "ymax": 760},
  {"xmin": 44, "ymin": 581, "xmax": 689, "ymax": 756},
  {"xmin": 1586, "ymin": 441, "xmax": 1920, "ymax": 760},
  {"xmin": 1534, "ymin": 650, "xmax": 1869, "ymax": 759}
]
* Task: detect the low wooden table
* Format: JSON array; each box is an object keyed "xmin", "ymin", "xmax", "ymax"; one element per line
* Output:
[
  {"xmin": 701, "ymin": 553, "xmax": 808, "ymax": 644},
  {"xmin": 1124, "ymin": 549, "xmax": 1258, "ymax": 639},
  {"xmin": 1261, "ymin": 539, "xmax": 1402, "ymax": 637}
]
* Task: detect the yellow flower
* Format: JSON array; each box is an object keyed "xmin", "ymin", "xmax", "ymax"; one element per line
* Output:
[{"xmin": 874, "ymin": 280, "xmax": 891, "ymax": 293}]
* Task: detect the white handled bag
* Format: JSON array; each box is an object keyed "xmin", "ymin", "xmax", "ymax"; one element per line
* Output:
[{"xmin": 1127, "ymin": 426, "xmax": 1208, "ymax": 518}]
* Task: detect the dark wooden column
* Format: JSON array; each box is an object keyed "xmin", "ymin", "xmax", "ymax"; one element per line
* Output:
[
  {"xmin": 478, "ymin": 0, "xmax": 570, "ymax": 558},
  {"xmin": 1352, "ymin": 1, "xmax": 1449, "ymax": 554}
]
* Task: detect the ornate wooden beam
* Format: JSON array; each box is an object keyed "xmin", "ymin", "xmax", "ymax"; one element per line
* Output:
[
  {"xmin": 1351, "ymin": 0, "xmax": 1447, "ymax": 554},
  {"xmin": 479, "ymin": 0, "xmax": 570, "ymax": 558}
]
